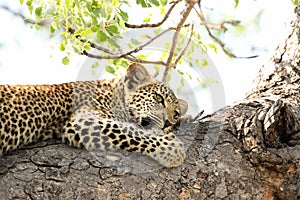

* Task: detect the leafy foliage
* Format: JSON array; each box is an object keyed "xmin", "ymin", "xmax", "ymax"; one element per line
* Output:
[
  {"xmin": 18, "ymin": 0, "xmax": 244, "ymax": 88},
  {"xmin": 21, "ymin": 0, "xmax": 174, "ymax": 66}
]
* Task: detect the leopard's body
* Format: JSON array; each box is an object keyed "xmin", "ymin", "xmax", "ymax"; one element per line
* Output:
[{"xmin": 0, "ymin": 63, "xmax": 188, "ymax": 167}]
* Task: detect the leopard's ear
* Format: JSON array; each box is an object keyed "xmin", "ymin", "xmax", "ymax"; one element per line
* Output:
[
  {"xmin": 125, "ymin": 63, "xmax": 152, "ymax": 91},
  {"xmin": 178, "ymin": 99, "xmax": 188, "ymax": 116}
]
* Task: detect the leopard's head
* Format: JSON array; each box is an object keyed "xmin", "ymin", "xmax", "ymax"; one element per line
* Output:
[{"xmin": 122, "ymin": 63, "xmax": 188, "ymax": 132}]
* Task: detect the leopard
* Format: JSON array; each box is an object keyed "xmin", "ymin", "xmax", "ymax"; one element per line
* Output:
[{"xmin": 0, "ymin": 63, "xmax": 188, "ymax": 167}]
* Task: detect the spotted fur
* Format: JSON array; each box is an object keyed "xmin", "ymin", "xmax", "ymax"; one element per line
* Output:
[{"xmin": 0, "ymin": 63, "xmax": 188, "ymax": 167}]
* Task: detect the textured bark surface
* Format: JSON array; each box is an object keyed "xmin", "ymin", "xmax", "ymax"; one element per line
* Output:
[{"xmin": 1, "ymin": 5, "xmax": 299, "ymax": 200}]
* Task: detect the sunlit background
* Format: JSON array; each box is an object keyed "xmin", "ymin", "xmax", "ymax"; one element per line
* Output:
[{"xmin": 0, "ymin": 0, "xmax": 295, "ymax": 114}]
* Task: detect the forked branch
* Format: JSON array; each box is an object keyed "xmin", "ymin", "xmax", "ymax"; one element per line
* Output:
[
  {"xmin": 174, "ymin": 24, "xmax": 194, "ymax": 65},
  {"xmin": 77, "ymin": 27, "xmax": 184, "ymax": 66},
  {"xmin": 162, "ymin": 0, "xmax": 198, "ymax": 82},
  {"xmin": 195, "ymin": 3, "xmax": 257, "ymax": 59}
]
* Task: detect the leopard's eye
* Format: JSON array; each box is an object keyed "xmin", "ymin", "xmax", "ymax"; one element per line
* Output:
[
  {"xmin": 155, "ymin": 93, "xmax": 164, "ymax": 104},
  {"xmin": 141, "ymin": 117, "xmax": 152, "ymax": 127}
]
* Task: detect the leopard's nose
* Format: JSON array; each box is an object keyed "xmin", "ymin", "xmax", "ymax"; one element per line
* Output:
[{"xmin": 164, "ymin": 120, "xmax": 172, "ymax": 128}]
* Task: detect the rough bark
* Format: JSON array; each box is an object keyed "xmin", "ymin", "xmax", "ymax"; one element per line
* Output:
[{"xmin": 1, "ymin": 5, "xmax": 299, "ymax": 200}]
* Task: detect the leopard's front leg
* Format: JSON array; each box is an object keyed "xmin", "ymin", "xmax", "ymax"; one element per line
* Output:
[{"xmin": 61, "ymin": 110, "xmax": 186, "ymax": 168}]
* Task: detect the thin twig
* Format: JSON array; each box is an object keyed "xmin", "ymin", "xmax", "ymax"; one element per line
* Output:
[
  {"xmin": 123, "ymin": 55, "xmax": 167, "ymax": 66},
  {"xmin": 125, "ymin": 0, "xmax": 183, "ymax": 28},
  {"xmin": 174, "ymin": 24, "xmax": 194, "ymax": 65},
  {"xmin": 68, "ymin": 27, "xmax": 115, "ymax": 55},
  {"xmin": 115, "ymin": 27, "xmax": 178, "ymax": 57},
  {"xmin": 79, "ymin": 27, "xmax": 181, "ymax": 62},
  {"xmin": 0, "ymin": 5, "xmax": 49, "ymax": 26},
  {"xmin": 196, "ymin": 4, "xmax": 257, "ymax": 59},
  {"xmin": 205, "ymin": 20, "xmax": 241, "ymax": 32},
  {"xmin": 162, "ymin": 0, "xmax": 198, "ymax": 82},
  {"xmin": 82, "ymin": 50, "xmax": 168, "ymax": 66},
  {"xmin": 82, "ymin": 50, "xmax": 120, "ymax": 59}
]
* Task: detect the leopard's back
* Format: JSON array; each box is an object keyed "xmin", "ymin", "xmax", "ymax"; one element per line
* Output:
[{"xmin": 0, "ymin": 80, "xmax": 114, "ymax": 154}]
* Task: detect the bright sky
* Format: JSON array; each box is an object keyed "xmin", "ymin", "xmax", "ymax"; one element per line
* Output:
[{"xmin": 0, "ymin": 0, "xmax": 295, "ymax": 114}]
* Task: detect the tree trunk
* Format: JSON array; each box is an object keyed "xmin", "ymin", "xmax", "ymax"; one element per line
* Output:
[{"xmin": 1, "ymin": 5, "xmax": 299, "ymax": 200}]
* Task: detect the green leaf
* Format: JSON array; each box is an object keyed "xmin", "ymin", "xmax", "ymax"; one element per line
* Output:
[
  {"xmin": 26, "ymin": 0, "xmax": 32, "ymax": 6},
  {"xmin": 96, "ymin": 31, "xmax": 107, "ymax": 42},
  {"xmin": 234, "ymin": 0, "xmax": 239, "ymax": 8},
  {"xmin": 99, "ymin": 8, "xmax": 106, "ymax": 17},
  {"xmin": 108, "ymin": 38, "xmax": 120, "ymax": 48},
  {"xmin": 59, "ymin": 40, "xmax": 66, "ymax": 51},
  {"xmin": 62, "ymin": 56, "xmax": 70, "ymax": 65},
  {"xmin": 119, "ymin": 9, "xmax": 128, "ymax": 21},
  {"xmin": 35, "ymin": 7, "xmax": 43, "ymax": 18},
  {"xmin": 81, "ymin": 29, "xmax": 94, "ymax": 36},
  {"xmin": 34, "ymin": 24, "xmax": 41, "ymax": 30},
  {"xmin": 74, "ymin": 29, "xmax": 84, "ymax": 36},
  {"xmin": 164, "ymin": 42, "xmax": 170, "ymax": 49},
  {"xmin": 202, "ymin": 59, "xmax": 208, "ymax": 67},
  {"xmin": 92, "ymin": 8, "xmax": 101, "ymax": 17},
  {"xmin": 50, "ymin": 25, "xmax": 55, "ymax": 33},
  {"xmin": 136, "ymin": 0, "xmax": 149, "ymax": 7},
  {"xmin": 111, "ymin": 0, "xmax": 119, "ymax": 6},
  {"xmin": 65, "ymin": 0, "xmax": 73, "ymax": 9},
  {"xmin": 28, "ymin": 5, "xmax": 33, "ymax": 14},
  {"xmin": 83, "ymin": 42, "xmax": 91, "ymax": 50},
  {"xmin": 195, "ymin": 59, "xmax": 200, "ymax": 66},
  {"xmin": 120, "ymin": 60, "xmax": 129, "ymax": 67},
  {"xmin": 166, "ymin": 73, "xmax": 171, "ymax": 83},
  {"xmin": 136, "ymin": 54, "xmax": 147, "ymax": 59},
  {"xmin": 72, "ymin": 45, "xmax": 80, "ymax": 53},
  {"xmin": 107, "ymin": 25, "xmax": 119, "ymax": 35},
  {"xmin": 149, "ymin": 0, "xmax": 160, "ymax": 6},
  {"xmin": 208, "ymin": 43, "xmax": 217, "ymax": 53},
  {"xmin": 20, "ymin": 0, "xmax": 24, "ymax": 5},
  {"xmin": 292, "ymin": 0, "xmax": 298, "ymax": 5},
  {"xmin": 197, "ymin": 78, "xmax": 207, "ymax": 88},
  {"xmin": 179, "ymin": 77, "xmax": 185, "ymax": 90},
  {"xmin": 131, "ymin": 38, "xmax": 141, "ymax": 45},
  {"xmin": 105, "ymin": 65, "xmax": 115, "ymax": 74},
  {"xmin": 50, "ymin": 21, "xmax": 59, "ymax": 31},
  {"xmin": 154, "ymin": 65, "xmax": 161, "ymax": 74},
  {"xmin": 91, "ymin": 61, "xmax": 99, "ymax": 70},
  {"xmin": 113, "ymin": 58, "xmax": 121, "ymax": 65},
  {"xmin": 86, "ymin": 1, "xmax": 92, "ymax": 12},
  {"xmin": 160, "ymin": 0, "xmax": 167, "ymax": 6},
  {"xmin": 91, "ymin": 25, "xmax": 99, "ymax": 32},
  {"xmin": 176, "ymin": 69, "xmax": 184, "ymax": 76},
  {"xmin": 143, "ymin": 17, "xmax": 150, "ymax": 22}
]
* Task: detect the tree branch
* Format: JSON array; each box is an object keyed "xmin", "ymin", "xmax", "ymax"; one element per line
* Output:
[
  {"xmin": 67, "ymin": 27, "xmax": 115, "ymax": 55},
  {"xmin": 195, "ymin": 3, "xmax": 257, "ymax": 59},
  {"xmin": 174, "ymin": 24, "xmax": 194, "ymax": 65},
  {"xmin": 82, "ymin": 50, "xmax": 167, "ymax": 66},
  {"xmin": 78, "ymin": 27, "xmax": 185, "ymax": 66},
  {"xmin": 0, "ymin": 5, "xmax": 49, "ymax": 26},
  {"xmin": 205, "ymin": 20, "xmax": 241, "ymax": 32},
  {"xmin": 125, "ymin": 0, "xmax": 183, "ymax": 29},
  {"xmin": 162, "ymin": 0, "xmax": 198, "ymax": 82}
]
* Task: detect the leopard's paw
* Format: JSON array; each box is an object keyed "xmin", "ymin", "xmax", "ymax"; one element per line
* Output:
[{"xmin": 148, "ymin": 134, "xmax": 186, "ymax": 168}]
